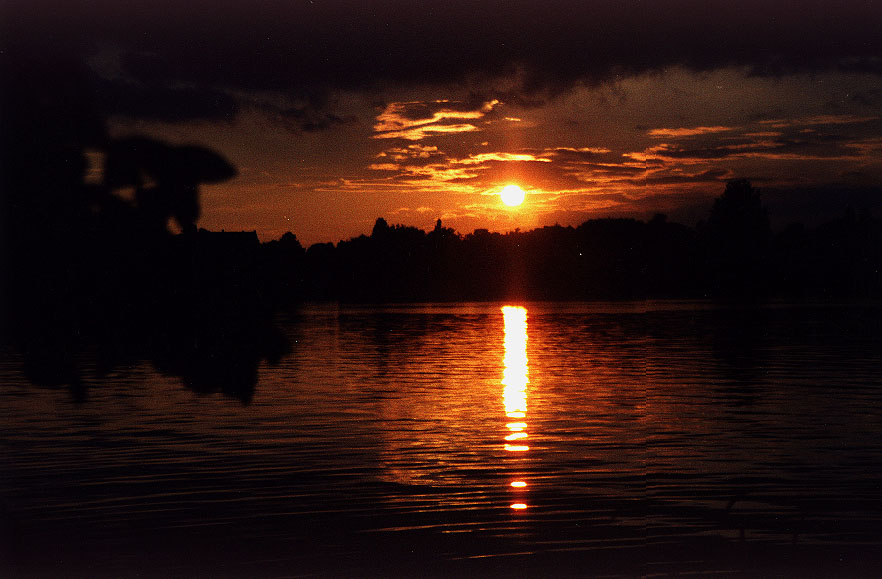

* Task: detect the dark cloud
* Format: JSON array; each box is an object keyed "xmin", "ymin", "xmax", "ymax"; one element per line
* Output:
[
  {"xmin": 570, "ymin": 164, "xmax": 648, "ymax": 177},
  {"xmin": 5, "ymin": 1, "xmax": 882, "ymax": 124},
  {"xmin": 376, "ymin": 145, "xmax": 449, "ymax": 167},
  {"xmin": 267, "ymin": 104, "xmax": 356, "ymax": 133},
  {"xmin": 96, "ymin": 77, "xmax": 240, "ymax": 123},
  {"xmin": 646, "ymin": 131, "xmax": 874, "ymax": 162},
  {"xmin": 545, "ymin": 148, "xmax": 617, "ymax": 162},
  {"xmin": 395, "ymin": 103, "xmax": 436, "ymax": 122},
  {"xmin": 643, "ymin": 169, "xmax": 731, "ymax": 185}
]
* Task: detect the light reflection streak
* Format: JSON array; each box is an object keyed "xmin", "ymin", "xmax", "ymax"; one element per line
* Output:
[
  {"xmin": 504, "ymin": 444, "xmax": 530, "ymax": 452},
  {"xmin": 502, "ymin": 305, "xmax": 530, "ymax": 510},
  {"xmin": 502, "ymin": 306, "xmax": 528, "ymax": 421}
]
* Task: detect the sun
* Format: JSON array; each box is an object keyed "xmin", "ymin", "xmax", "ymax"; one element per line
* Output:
[{"xmin": 499, "ymin": 184, "xmax": 526, "ymax": 207}]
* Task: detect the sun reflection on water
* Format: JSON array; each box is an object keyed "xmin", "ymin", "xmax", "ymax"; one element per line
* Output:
[
  {"xmin": 502, "ymin": 305, "xmax": 530, "ymax": 511},
  {"xmin": 502, "ymin": 306, "xmax": 528, "ymax": 422}
]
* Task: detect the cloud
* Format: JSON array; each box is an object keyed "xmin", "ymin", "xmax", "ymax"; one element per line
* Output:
[
  {"xmin": 375, "ymin": 145, "xmax": 448, "ymax": 166},
  {"xmin": 368, "ymin": 144, "xmax": 559, "ymax": 190},
  {"xmin": 373, "ymin": 100, "xmax": 498, "ymax": 140},
  {"xmin": 648, "ymin": 126, "xmax": 734, "ymax": 138},
  {"xmin": 374, "ymin": 123, "xmax": 482, "ymax": 141},
  {"xmin": 458, "ymin": 153, "xmax": 550, "ymax": 165},
  {"xmin": 640, "ymin": 136, "xmax": 869, "ymax": 163},
  {"xmin": 544, "ymin": 147, "xmax": 614, "ymax": 157},
  {"xmin": 542, "ymin": 147, "xmax": 620, "ymax": 165},
  {"xmin": 367, "ymin": 163, "xmax": 400, "ymax": 172},
  {"xmin": 363, "ymin": 106, "xmax": 882, "ymax": 208},
  {"xmin": 628, "ymin": 116, "xmax": 882, "ymax": 170},
  {"xmin": 272, "ymin": 106, "xmax": 355, "ymax": 133},
  {"xmin": 643, "ymin": 169, "xmax": 732, "ymax": 185},
  {"xmin": 6, "ymin": 1, "xmax": 882, "ymax": 124},
  {"xmin": 758, "ymin": 115, "xmax": 880, "ymax": 128}
]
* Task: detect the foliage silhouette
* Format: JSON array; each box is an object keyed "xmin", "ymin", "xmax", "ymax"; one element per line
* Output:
[
  {"xmin": 1, "ymin": 51, "xmax": 287, "ymax": 402},
  {"xmin": 702, "ymin": 179, "xmax": 772, "ymax": 297}
]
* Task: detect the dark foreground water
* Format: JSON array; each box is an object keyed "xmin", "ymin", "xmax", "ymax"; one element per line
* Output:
[{"xmin": 2, "ymin": 301, "xmax": 882, "ymax": 577}]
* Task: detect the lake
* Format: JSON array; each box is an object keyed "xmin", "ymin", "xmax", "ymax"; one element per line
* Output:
[{"xmin": 2, "ymin": 301, "xmax": 881, "ymax": 577}]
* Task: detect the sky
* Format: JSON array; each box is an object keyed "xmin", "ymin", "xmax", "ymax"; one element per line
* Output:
[{"xmin": 5, "ymin": 1, "xmax": 882, "ymax": 245}]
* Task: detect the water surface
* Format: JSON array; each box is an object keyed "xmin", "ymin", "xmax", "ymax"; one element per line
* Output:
[{"xmin": 2, "ymin": 301, "xmax": 881, "ymax": 577}]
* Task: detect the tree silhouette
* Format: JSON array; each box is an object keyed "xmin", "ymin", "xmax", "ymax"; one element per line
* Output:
[
  {"xmin": 703, "ymin": 179, "xmax": 772, "ymax": 297},
  {"xmin": 105, "ymin": 137, "xmax": 236, "ymax": 234},
  {"xmin": 1, "ymin": 51, "xmax": 288, "ymax": 402}
]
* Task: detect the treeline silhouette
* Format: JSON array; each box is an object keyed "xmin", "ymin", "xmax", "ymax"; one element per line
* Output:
[{"xmin": 263, "ymin": 179, "xmax": 881, "ymax": 303}]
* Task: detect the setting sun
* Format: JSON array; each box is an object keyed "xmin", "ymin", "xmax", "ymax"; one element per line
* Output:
[{"xmin": 499, "ymin": 184, "xmax": 526, "ymax": 206}]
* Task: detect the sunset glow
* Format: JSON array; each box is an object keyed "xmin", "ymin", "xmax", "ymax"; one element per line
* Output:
[{"xmin": 499, "ymin": 184, "xmax": 526, "ymax": 207}]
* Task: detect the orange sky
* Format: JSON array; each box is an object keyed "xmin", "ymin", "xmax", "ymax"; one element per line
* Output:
[{"xmin": 113, "ymin": 68, "xmax": 882, "ymax": 245}]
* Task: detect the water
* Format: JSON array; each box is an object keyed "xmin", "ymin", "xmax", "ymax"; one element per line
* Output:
[{"xmin": 2, "ymin": 301, "xmax": 882, "ymax": 577}]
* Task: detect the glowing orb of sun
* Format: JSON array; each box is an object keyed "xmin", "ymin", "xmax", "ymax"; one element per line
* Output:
[{"xmin": 499, "ymin": 184, "xmax": 526, "ymax": 206}]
